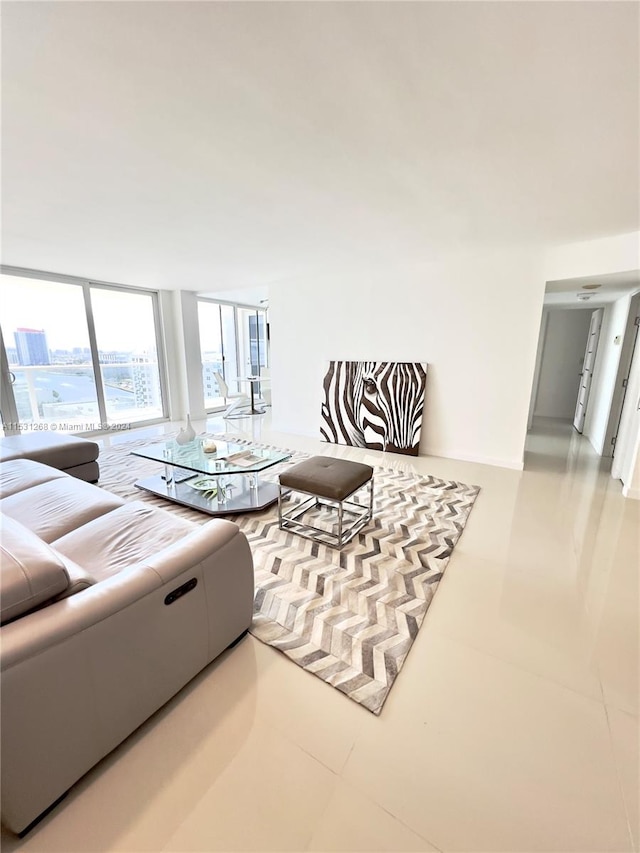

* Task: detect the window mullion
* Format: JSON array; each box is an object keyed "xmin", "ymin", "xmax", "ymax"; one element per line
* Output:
[
  {"xmin": 151, "ymin": 290, "xmax": 169, "ymax": 420},
  {"xmin": 0, "ymin": 327, "xmax": 20, "ymax": 433},
  {"xmin": 83, "ymin": 283, "xmax": 108, "ymax": 425}
]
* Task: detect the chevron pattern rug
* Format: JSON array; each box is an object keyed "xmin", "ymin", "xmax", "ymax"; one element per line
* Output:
[{"xmin": 98, "ymin": 436, "xmax": 479, "ymax": 715}]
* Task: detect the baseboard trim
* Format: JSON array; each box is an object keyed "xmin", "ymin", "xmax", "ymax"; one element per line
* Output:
[
  {"xmin": 423, "ymin": 448, "xmax": 524, "ymax": 471},
  {"xmin": 622, "ymin": 484, "xmax": 640, "ymax": 500},
  {"xmin": 274, "ymin": 428, "xmax": 525, "ymax": 471}
]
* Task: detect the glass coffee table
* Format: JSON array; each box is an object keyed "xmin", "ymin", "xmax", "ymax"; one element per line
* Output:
[{"xmin": 131, "ymin": 438, "xmax": 290, "ymax": 515}]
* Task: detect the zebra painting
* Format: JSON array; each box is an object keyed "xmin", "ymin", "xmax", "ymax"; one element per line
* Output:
[{"xmin": 320, "ymin": 361, "xmax": 428, "ymax": 456}]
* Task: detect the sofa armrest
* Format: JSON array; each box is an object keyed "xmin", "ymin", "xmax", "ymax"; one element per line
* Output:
[
  {"xmin": 0, "ymin": 520, "xmax": 252, "ymax": 671},
  {"xmin": 136, "ymin": 517, "xmax": 240, "ymax": 583},
  {"xmin": 1, "ymin": 518, "xmax": 254, "ymax": 834}
]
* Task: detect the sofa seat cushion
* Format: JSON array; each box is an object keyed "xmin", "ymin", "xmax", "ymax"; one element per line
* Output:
[
  {"xmin": 0, "ymin": 458, "xmax": 67, "ymax": 499},
  {"xmin": 0, "ymin": 433, "xmax": 99, "ymax": 469},
  {"xmin": 52, "ymin": 501, "xmax": 196, "ymax": 582},
  {"xmin": 0, "ymin": 478, "xmax": 123, "ymax": 543},
  {"xmin": 0, "ymin": 515, "xmax": 70, "ymax": 624}
]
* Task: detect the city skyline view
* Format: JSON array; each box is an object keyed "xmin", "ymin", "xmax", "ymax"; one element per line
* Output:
[
  {"xmin": 5, "ymin": 333, "xmax": 157, "ymax": 367},
  {"xmin": 1, "ymin": 274, "xmax": 266, "ymax": 429},
  {"xmin": 1, "ymin": 275, "xmax": 164, "ymax": 426}
]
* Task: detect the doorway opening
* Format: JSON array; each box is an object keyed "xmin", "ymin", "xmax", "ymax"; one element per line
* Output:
[{"xmin": 526, "ymin": 271, "xmax": 640, "ymax": 484}]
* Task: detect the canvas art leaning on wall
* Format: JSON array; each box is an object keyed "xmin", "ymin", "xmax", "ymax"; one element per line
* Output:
[{"xmin": 320, "ymin": 361, "xmax": 428, "ymax": 456}]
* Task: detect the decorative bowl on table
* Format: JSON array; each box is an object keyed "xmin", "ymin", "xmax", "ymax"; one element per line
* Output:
[{"xmin": 188, "ymin": 477, "xmax": 218, "ymax": 497}]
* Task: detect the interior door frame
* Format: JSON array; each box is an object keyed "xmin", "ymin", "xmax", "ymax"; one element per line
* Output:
[
  {"xmin": 602, "ymin": 292, "xmax": 640, "ymax": 457},
  {"xmin": 611, "ymin": 322, "xmax": 640, "ymax": 493},
  {"xmin": 573, "ymin": 308, "xmax": 603, "ymax": 433}
]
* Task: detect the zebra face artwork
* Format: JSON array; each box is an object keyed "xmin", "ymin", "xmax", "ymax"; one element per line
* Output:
[{"xmin": 320, "ymin": 361, "xmax": 428, "ymax": 456}]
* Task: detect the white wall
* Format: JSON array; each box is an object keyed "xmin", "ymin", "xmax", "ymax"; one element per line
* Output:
[
  {"xmin": 623, "ymin": 439, "xmax": 640, "ymax": 499},
  {"xmin": 544, "ymin": 231, "xmax": 640, "ymax": 281},
  {"xmin": 270, "ymin": 249, "xmax": 545, "ymax": 469},
  {"xmin": 159, "ymin": 290, "xmax": 206, "ymax": 421},
  {"xmin": 584, "ymin": 294, "xmax": 632, "ymax": 454},
  {"xmin": 527, "ymin": 311, "xmax": 547, "ymax": 430},
  {"xmin": 533, "ymin": 308, "xmax": 592, "ymax": 419},
  {"xmin": 158, "ymin": 290, "xmax": 182, "ymax": 420}
]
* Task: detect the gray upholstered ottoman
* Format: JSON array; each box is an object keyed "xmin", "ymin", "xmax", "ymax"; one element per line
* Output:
[
  {"xmin": 0, "ymin": 433, "xmax": 100, "ymax": 482},
  {"xmin": 278, "ymin": 456, "xmax": 373, "ymax": 548}
]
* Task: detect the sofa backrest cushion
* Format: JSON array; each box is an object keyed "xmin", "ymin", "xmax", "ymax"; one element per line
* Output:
[
  {"xmin": 1, "ymin": 477, "xmax": 123, "ymax": 543},
  {"xmin": 0, "ymin": 514, "xmax": 70, "ymax": 624},
  {"xmin": 0, "ymin": 458, "xmax": 66, "ymax": 499}
]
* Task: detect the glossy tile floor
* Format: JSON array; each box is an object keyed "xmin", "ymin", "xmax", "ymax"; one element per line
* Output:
[{"xmin": 3, "ymin": 415, "xmax": 638, "ymax": 852}]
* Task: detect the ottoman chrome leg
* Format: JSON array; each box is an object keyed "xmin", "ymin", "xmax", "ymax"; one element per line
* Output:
[{"xmin": 277, "ymin": 456, "xmax": 374, "ymax": 549}]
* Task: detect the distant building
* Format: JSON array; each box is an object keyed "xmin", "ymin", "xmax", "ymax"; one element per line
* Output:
[
  {"xmin": 14, "ymin": 328, "xmax": 50, "ymax": 366},
  {"xmin": 203, "ymin": 360, "xmax": 223, "ymax": 402},
  {"xmin": 131, "ymin": 353, "xmax": 161, "ymax": 411},
  {"xmin": 99, "ymin": 350, "xmax": 128, "ymax": 364}
]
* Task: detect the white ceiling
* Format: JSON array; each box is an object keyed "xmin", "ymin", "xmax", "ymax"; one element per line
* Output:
[
  {"xmin": 544, "ymin": 270, "xmax": 640, "ymax": 308},
  {"xmin": 197, "ymin": 285, "xmax": 269, "ymax": 308},
  {"xmin": 1, "ymin": 2, "xmax": 639, "ymax": 293}
]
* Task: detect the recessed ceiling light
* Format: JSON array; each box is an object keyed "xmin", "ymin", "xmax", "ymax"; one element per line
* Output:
[{"xmin": 582, "ymin": 284, "xmax": 602, "ymax": 290}]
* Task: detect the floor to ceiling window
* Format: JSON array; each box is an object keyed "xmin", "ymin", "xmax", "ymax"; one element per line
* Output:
[
  {"xmin": 198, "ymin": 301, "xmax": 238, "ymax": 409},
  {"xmin": 238, "ymin": 307, "xmax": 268, "ymax": 378},
  {"xmin": 0, "ymin": 274, "xmax": 99, "ymax": 430},
  {"xmin": 197, "ymin": 299, "xmax": 267, "ymax": 411},
  {"xmin": 90, "ymin": 286, "xmax": 164, "ymax": 424},
  {"xmin": 0, "ymin": 270, "xmax": 167, "ymax": 434}
]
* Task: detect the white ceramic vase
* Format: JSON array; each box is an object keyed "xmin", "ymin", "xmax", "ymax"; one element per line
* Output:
[{"xmin": 176, "ymin": 413, "xmax": 196, "ymax": 445}]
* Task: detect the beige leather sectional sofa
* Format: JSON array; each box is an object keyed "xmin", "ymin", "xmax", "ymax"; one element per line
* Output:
[
  {"xmin": 0, "ymin": 457, "xmax": 254, "ymax": 835},
  {"xmin": 0, "ymin": 431, "xmax": 101, "ymax": 482}
]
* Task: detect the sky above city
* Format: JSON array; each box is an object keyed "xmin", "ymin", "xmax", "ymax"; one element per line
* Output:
[{"xmin": 0, "ymin": 274, "xmax": 158, "ymax": 352}]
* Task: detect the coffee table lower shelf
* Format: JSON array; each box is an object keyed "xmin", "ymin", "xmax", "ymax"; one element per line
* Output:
[{"xmin": 135, "ymin": 473, "xmax": 280, "ymax": 516}]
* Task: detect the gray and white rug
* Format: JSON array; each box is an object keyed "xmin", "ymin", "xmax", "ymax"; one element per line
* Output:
[{"xmin": 98, "ymin": 436, "xmax": 480, "ymax": 715}]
